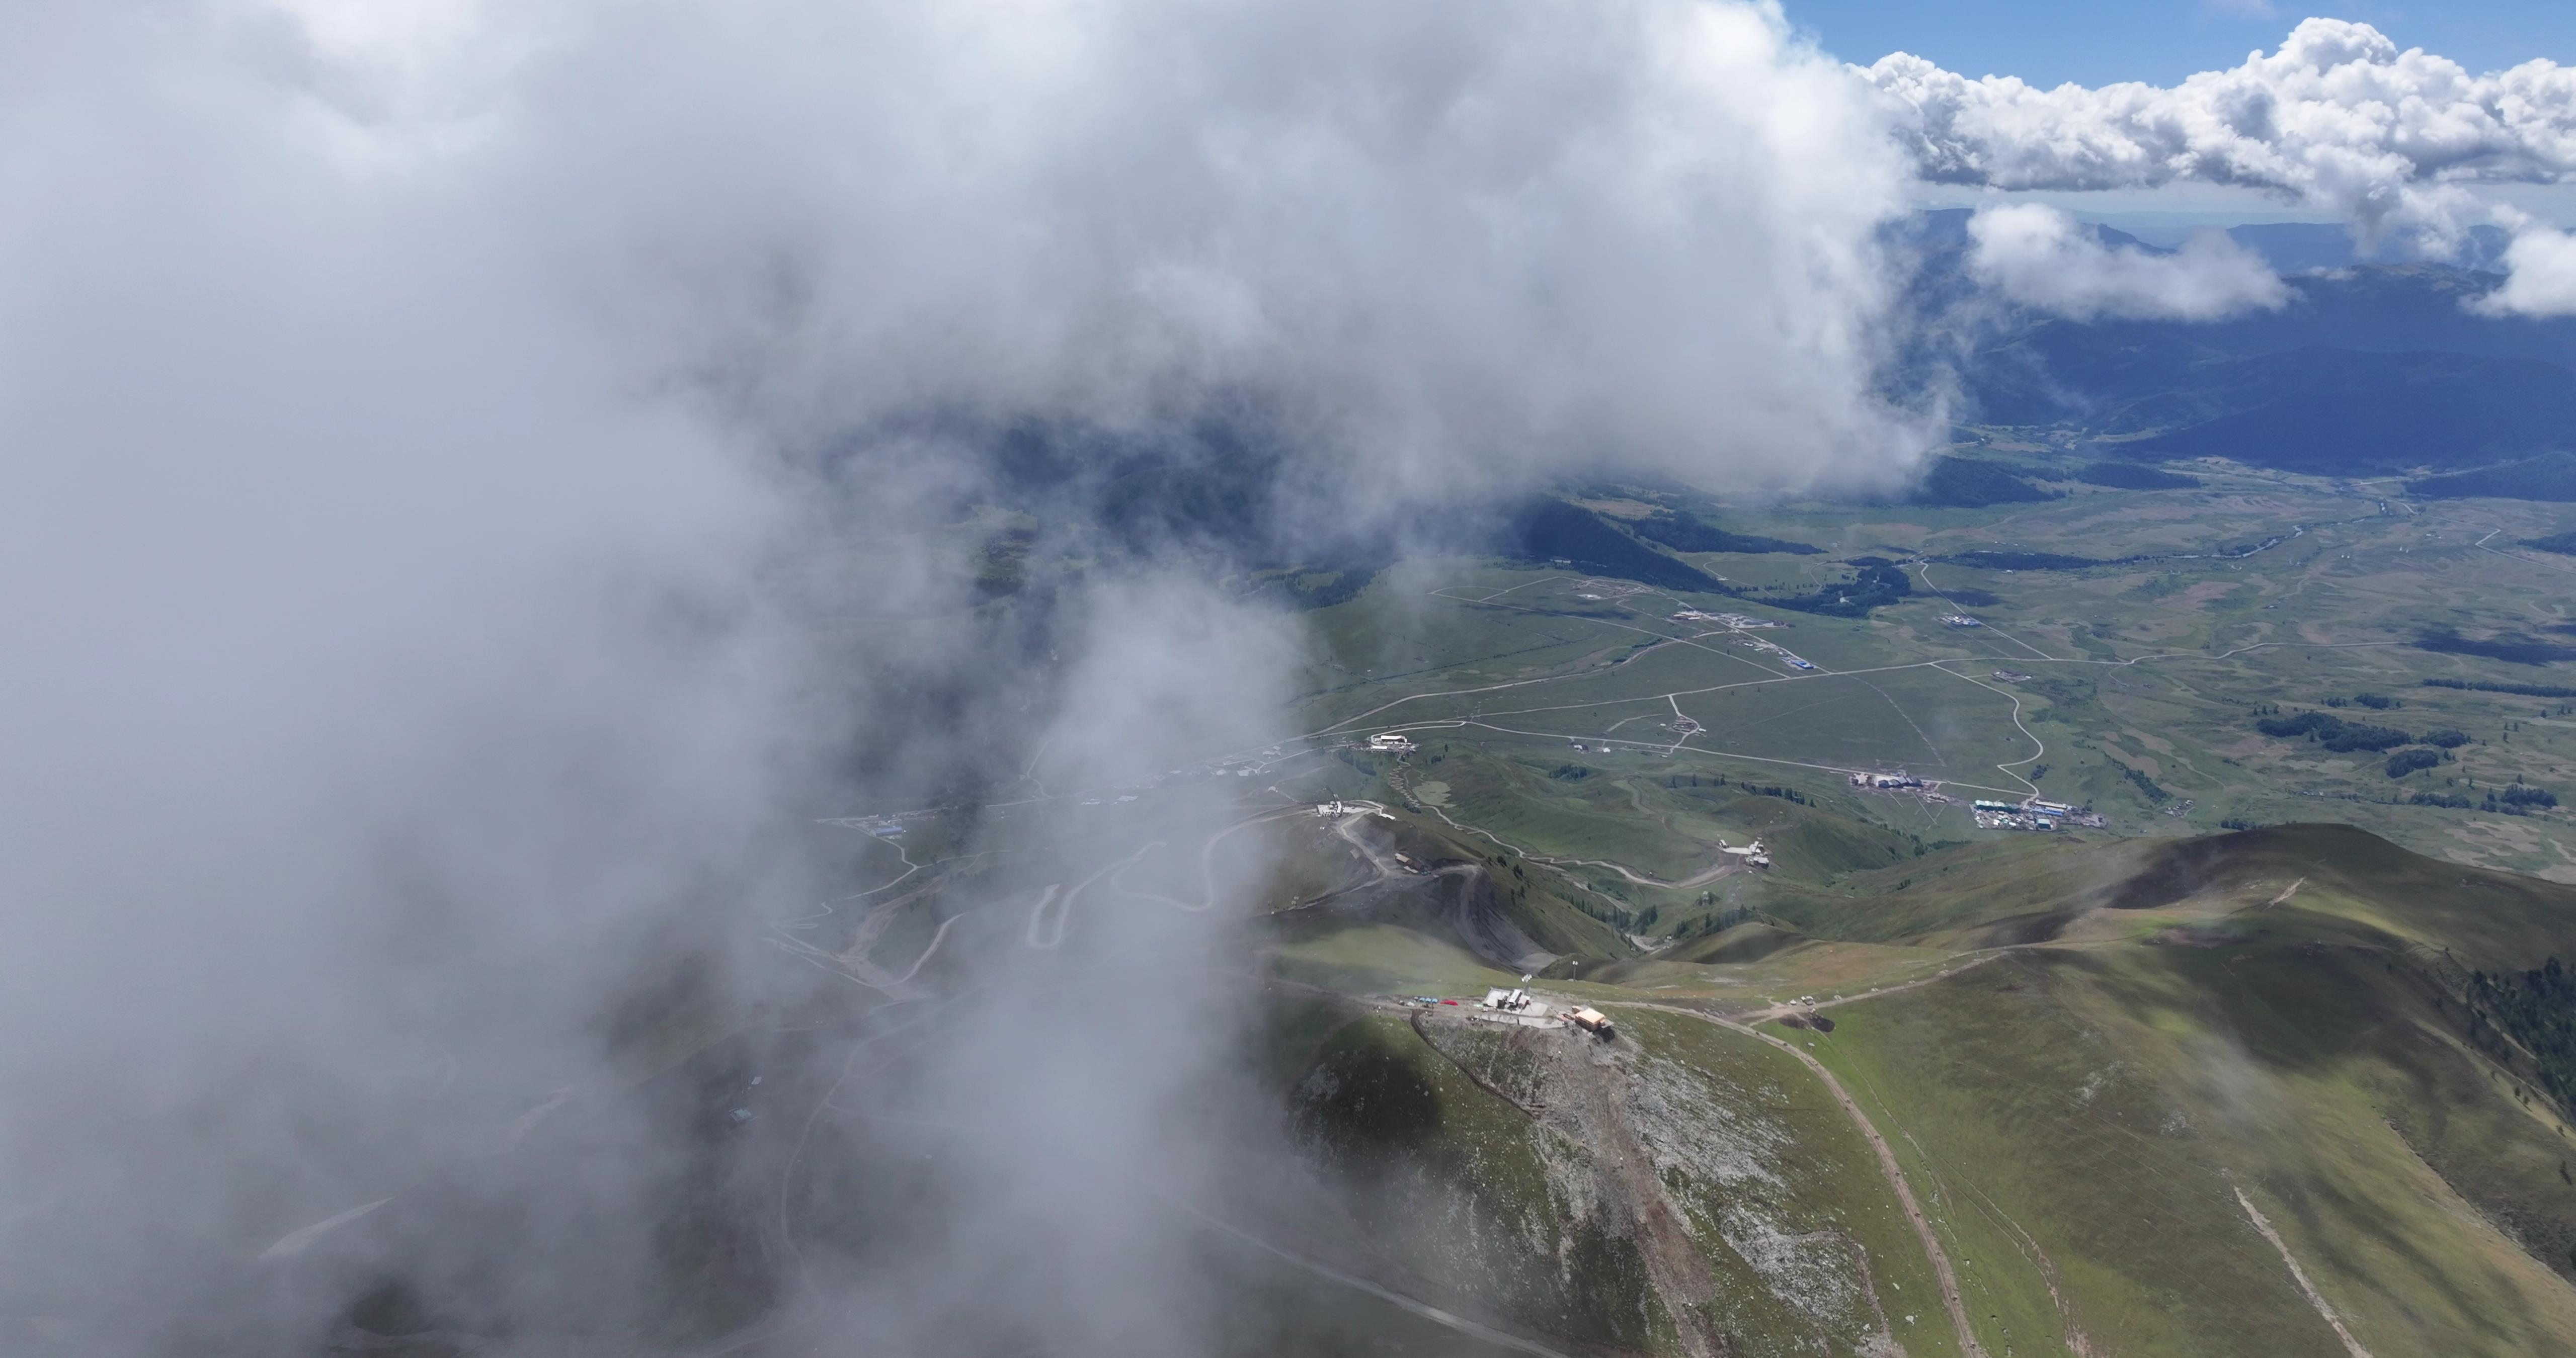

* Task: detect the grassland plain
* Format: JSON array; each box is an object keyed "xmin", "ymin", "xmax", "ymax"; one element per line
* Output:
[{"xmin": 1291, "ymin": 456, "xmax": 2576, "ymax": 880}]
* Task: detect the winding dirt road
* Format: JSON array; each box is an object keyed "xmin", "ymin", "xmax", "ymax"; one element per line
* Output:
[{"xmin": 1726, "ymin": 950, "xmax": 2012, "ymax": 1024}]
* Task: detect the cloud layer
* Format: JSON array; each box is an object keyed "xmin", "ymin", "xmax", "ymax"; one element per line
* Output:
[
  {"xmin": 2474, "ymin": 213, "xmax": 2576, "ymax": 317},
  {"xmin": 1967, "ymin": 203, "xmax": 2289, "ymax": 320},
  {"xmin": 1865, "ymin": 17, "xmax": 2576, "ymax": 316},
  {"xmin": 513, "ymin": 0, "xmax": 1934, "ymax": 498},
  {"xmin": 0, "ymin": 1, "xmax": 1940, "ymax": 1352},
  {"xmin": 1866, "ymin": 19, "xmax": 2576, "ymax": 245}
]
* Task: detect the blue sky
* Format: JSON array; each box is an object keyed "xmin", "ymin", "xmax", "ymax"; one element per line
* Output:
[{"xmin": 1783, "ymin": 2, "xmax": 2575, "ymax": 89}]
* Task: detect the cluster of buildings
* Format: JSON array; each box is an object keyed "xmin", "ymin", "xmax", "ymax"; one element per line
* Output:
[
  {"xmin": 1365, "ymin": 732, "xmax": 1417, "ymax": 754},
  {"xmin": 1403, "ymin": 980, "xmax": 1618, "ymax": 1039},
  {"xmin": 1941, "ymin": 614, "xmax": 1983, "ymax": 628},
  {"xmin": 1736, "ymin": 635, "xmax": 1818, "ymax": 670},
  {"xmin": 1719, "ymin": 837, "xmax": 1772, "ymax": 869},
  {"xmin": 1670, "ymin": 610, "xmax": 1780, "ymax": 629},
  {"xmin": 1972, "ymin": 798, "xmax": 2105, "ymax": 831},
  {"xmin": 1849, "ymin": 771, "xmax": 1924, "ymax": 790}
]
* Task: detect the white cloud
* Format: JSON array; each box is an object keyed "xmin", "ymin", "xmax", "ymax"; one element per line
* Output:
[
  {"xmin": 502, "ymin": 0, "xmax": 1934, "ymax": 501},
  {"xmin": 1967, "ymin": 203, "xmax": 2289, "ymax": 319},
  {"xmin": 2473, "ymin": 220, "xmax": 2576, "ymax": 316},
  {"xmin": 0, "ymin": 0, "xmax": 1942, "ymax": 1349},
  {"xmin": 1864, "ymin": 19, "xmax": 2576, "ymax": 253}
]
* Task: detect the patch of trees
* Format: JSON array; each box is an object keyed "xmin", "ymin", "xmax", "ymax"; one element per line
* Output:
[
  {"xmin": 2424, "ymin": 677, "xmax": 2576, "ymax": 699},
  {"xmin": 1627, "ymin": 512, "xmax": 1821, "ymax": 556},
  {"xmin": 2076, "ymin": 462, "xmax": 2201, "ymax": 490},
  {"xmin": 2334, "ymin": 693, "xmax": 2398, "ymax": 710},
  {"xmin": 1767, "ymin": 558, "xmax": 1911, "ymax": 618},
  {"xmin": 2219, "ymin": 818, "xmax": 2265, "ymax": 830},
  {"xmin": 2416, "ymin": 626, "xmax": 2576, "ymax": 665},
  {"xmin": 2424, "ymin": 728, "xmax": 2472, "ymax": 747},
  {"xmin": 2385, "ymin": 748, "xmax": 2446, "ymax": 778},
  {"xmin": 1683, "ymin": 902, "xmax": 1761, "ymax": 937},
  {"xmin": 2256, "ymin": 710, "xmax": 2414, "ymax": 752},
  {"xmin": 2257, "ymin": 709, "xmax": 2411, "ymax": 750},
  {"xmin": 2320, "ymin": 722, "xmax": 2414, "ymax": 752},
  {"xmin": 1660, "ymin": 774, "xmax": 1812, "ymax": 805},
  {"xmin": 2465, "ymin": 959, "xmax": 2576, "ymax": 1116},
  {"xmin": 2527, "ymin": 531, "xmax": 2576, "ymax": 556},
  {"xmin": 1505, "ymin": 499, "xmax": 1727, "ymax": 592},
  {"xmin": 1912, "ymin": 457, "xmax": 2056, "ymax": 507},
  {"xmin": 2422, "ymin": 784, "xmax": 2564, "ymax": 814},
  {"xmin": 2119, "ymin": 763, "xmax": 2170, "ymax": 803},
  {"xmin": 1574, "ymin": 896, "xmax": 1637, "ymax": 929},
  {"xmin": 1548, "ymin": 763, "xmax": 1593, "ymax": 782}
]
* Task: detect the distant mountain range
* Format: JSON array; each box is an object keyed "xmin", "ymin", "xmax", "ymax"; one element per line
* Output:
[
  {"xmin": 2199, "ymin": 220, "xmax": 2511, "ymax": 275},
  {"xmin": 1907, "ymin": 210, "xmax": 2576, "ymax": 495}
]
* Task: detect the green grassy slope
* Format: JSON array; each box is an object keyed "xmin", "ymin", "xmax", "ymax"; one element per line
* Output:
[
  {"xmin": 1753, "ymin": 833, "xmax": 2152, "ymax": 947},
  {"xmin": 1758, "ymin": 823, "xmax": 2576, "ymax": 961},
  {"xmin": 1751, "ymin": 824, "xmax": 2576, "ymax": 1356},
  {"xmin": 1802, "ymin": 936, "xmax": 2576, "ymax": 1357},
  {"xmin": 1383, "ymin": 813, "xmax": 1639, "ymax": 961},
  {"xmin": 1271, "ymin": 821, "xmax": 2576, "ymax": 1356}
]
